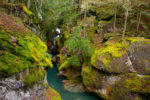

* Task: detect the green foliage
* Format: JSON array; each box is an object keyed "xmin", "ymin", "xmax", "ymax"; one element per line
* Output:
[
  {"xmin": 47, "ymin": 0, "xmax": 78, "ymax": 25},
  {"xmin": 65, "ymin": 28, "xmax": 95, "ymax": 62},
  {"xmin": 96, "ymin": 3, "xmax": 115, "ymax": 20}
]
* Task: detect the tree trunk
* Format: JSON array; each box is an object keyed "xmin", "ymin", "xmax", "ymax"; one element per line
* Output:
[
  {"xmin": 136, "ymin": 11, "xmax": 142, "ymax": 33},
  {"xmin": 113, "ymin": 6, "xmax": 117, "ymax": 32},
  {"xmin": 27, "ymin": 0, "xmax": 31, "ymax": 9},
  {"xmin": 122, "ymin": 8, "xmax": 128, "ymax": 40},
  {"xmin": 8, "ymin": 0, "xmax": 11, "ymax": 3},
  {"xmin": 83, "ymin": 9, "xmax": 87, "ymax": 38}
]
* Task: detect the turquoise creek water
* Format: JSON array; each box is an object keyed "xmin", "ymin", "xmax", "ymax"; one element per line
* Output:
[{"xmin": 47, "ymin": 63, "xmax": 102, "ymax": 100}]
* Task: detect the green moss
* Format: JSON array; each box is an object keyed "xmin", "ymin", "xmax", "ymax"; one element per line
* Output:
[
  {"xmin": 111, "ymin": 73, "xmax": 150, "ymax": 100},
  {"xmin": 0, "ymin": 24, "xmax": 52, "ymax": 76},
  {"xmin": 17, "ymin": 33, "xmax": 52, "ymax": 67},
  {"xmin": 45, "ymin": 87, "xmax": 62, "ymax": 100},
  {"xmin": 0, "ymin": 52, "xmax": 31, "ymax": 74},
  {"xmin": 82, "ymin": 65, "xmax": 95, "ymax": 87},
  {"xmin": 59, "ymin": 60, "xmax": 82, "ymax": 84},
  {"xmin": 68, "ymin": 55, "xmax": 81, "ymax": 67},
  {"xmin": 122, "ymin": 73, "xmax": 150, "ymax": 93},
  {"xmin": 57, "ymin": 54, "xmax": 67, "ymax": 64},
  {"xmin": 59, "ymin": 60, "xmax": 68, "ymax": 71},
  {"xmin": 125, "ymin": 37, "xmax": 149, "ymax": 43},
  {"xmin": 22, "ymin": 5, "xmax": 34, "ymax": 16},
  {"xmin": 59, "ymin": 55, "xmax": 81, "ymax": 71},
  {"xmin": 23, "ymin": 67, "xmax": 45, "ymax": 86},
  {"xmin": 56, "ymin": 37, "xmax": 61, "ymax": 48},
  {"xmin": 100, "ymin": 20, "xmax": 112, "ymax": 27},
  {"xmin": 81, "ymin": 64, "xmax": 103, "ymax": 88},
  {"xmin": 58, "ymin": 55, "xmax": 82, "ymax": 84},
  {"xmin": 124, "ymin": 73, "xmax": 144, "ymax": 91},
  {"xmin": 87, "ymin": 26, "xmax": 98, "ymax": 40},
  {"xmin": 91, "ymin": 36, "xmax": 149, "ymax": 70},
  {"xmin": 63, "ymin": 28, "xmax": 71, "ymax": 40}
]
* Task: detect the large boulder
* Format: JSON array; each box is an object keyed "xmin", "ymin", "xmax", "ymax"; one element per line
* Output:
[
  {"xmin": 82, "ymin": 64, "xmax": 150, "ymax": 100},
  {"xmin": 91, "ymin": 37, "xmax": 149, "ymax": 74},
  {"xmin": 82, "ymin": 36, "xmax": 150, "ymax": 99},
  {"xmin": 0, "ymin": 13, "xmax": 52, "ymax": 76},
  {"xmin": 81, "ymin": 63, "xmax": 120, "ymax": 99}
]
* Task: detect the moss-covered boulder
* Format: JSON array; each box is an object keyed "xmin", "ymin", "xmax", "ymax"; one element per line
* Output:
[
  {"xmin": 82, "ymin": 63, "xmax": 150, "ymax": 100},
  {"xmin": 0, "ymin": 13, "xmax": 52, "ymax": 78},
  {"xmin": 91, "ymin": 36, "xmax": 149, "ymax": 74},
  {"xmin": 110, "ymin": 73, "xmax": 150, "ymax": 100},
  {"xmin": 81, "ymin": 63, "xmax": 121, "ymax": 99},
  {"xmin": 81, "ymin": 63, "xmax": 103, "ymax": 94},
  {"xmin": 44, "ymin": 87, "xmax": 62, "ymax": 100},
  {"xmin": 58, "ymin": 55, "xmax": 82, "ymax": 84},
  {"xmin": 81, "ymin": 63, "xmax": 103, "ymax": 90}
]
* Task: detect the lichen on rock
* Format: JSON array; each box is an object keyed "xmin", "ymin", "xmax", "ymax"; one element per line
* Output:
[{"xmin": 91, "ymin": 36, "xmax": 149, "ymax": 73}]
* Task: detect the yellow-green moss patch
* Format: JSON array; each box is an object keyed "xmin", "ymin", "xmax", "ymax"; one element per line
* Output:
[{"xmin": 91, "ymin": 37, "xmax": 149, "ymax": 70}]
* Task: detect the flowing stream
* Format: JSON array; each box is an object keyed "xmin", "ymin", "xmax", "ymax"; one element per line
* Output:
[
  {"xmin": 47, "ymin": 28, "xmax": 102, "ymax": 100},
  {"xmin": 47, "ymin": 63, "xmax": 102, "ymax": 100}
]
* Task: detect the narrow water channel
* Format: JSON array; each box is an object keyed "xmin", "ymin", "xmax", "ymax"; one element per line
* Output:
[{"xmin": 47, "ymin": 63, "xmax": 102, "ymax": 100}]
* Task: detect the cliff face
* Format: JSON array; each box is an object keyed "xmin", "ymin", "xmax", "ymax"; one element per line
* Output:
[{"xmin": 0, "ymin": 9, "xmax": 61, "ymax": 100}]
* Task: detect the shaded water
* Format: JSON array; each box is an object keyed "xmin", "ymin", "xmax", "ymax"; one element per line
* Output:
[{"xmin": 47, "ymin": 64, "xmax": 102, "ymax": 100}]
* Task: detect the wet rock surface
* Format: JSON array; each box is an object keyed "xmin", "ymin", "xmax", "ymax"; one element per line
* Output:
[{"xmin": 62, "ymin": 80, "xmax": 85, "ymax": 93}]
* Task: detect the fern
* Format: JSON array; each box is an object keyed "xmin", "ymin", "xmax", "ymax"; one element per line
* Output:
[{"xmin": 65, "ymin": 28, "xmax": 95, "ymax": 62}]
